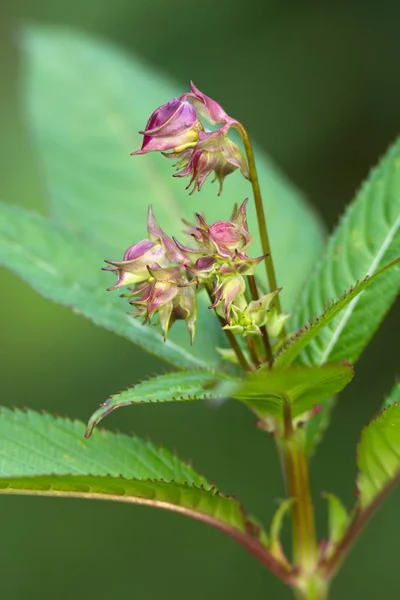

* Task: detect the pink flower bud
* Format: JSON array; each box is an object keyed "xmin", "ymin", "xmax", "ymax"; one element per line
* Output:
[
  {"xmin": 186, "ymin": 255, "xmax": 218, "ymax": 284},
  {"xmin": 181, "ymin": 81, "xmax": 233, "ymax": 126},
  {"xmin": 184, "ymin": 200, "xmax": 252, "ymax": 259},
  {"xmin": 131, "ymin": 98, "xmax": 203, "ymax": 155},
  {"xmin": 209, "ymin": 222, "xmax": 242, "ymax": 249},
  {"xmin": 104, "ymin": 239, "xmax": 167, "ymax": 289},
  {"xmin": 129, "ymin": 265, "xmax": 197, "ymax": 343},
  {"xmin": 173, "ymin": 130, "xmax": 249, "ymax": 195}
]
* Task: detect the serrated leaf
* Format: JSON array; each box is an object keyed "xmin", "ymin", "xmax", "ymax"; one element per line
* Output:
[
  {"xmin": 85, "ymin": 370, "xmax": 239, "ymax": 437},
  {"xmin": 0, "ymin": 408, "xmax": 205, "ymax": 481},
  {"xmin": 276, "ymin": 259, "xmax": 399, "ymax": 368},
  {"xmin": 22, "ymin": 25, "xmax": 324, "ymax": 311},
  {"xmin": 293, "ymin": 139, "xmax": 400, "ymax": 455},
  {"xmin": 0, "ymin": 408, "xmax": 268, "ymax": 552},
  {"xmin": 0, "ymin": 203, "xmax": 224, "ymax": 370},
  {"xmin": 357, "ymin": 401, "xmax": 400, "ymax": 509},
  {"xmin": 233, "ymin": 363, "xmax": 354, "ymax": 422},
  {"xmin": 292, "ymin": 137, "xmax": 400, "ymax": 367},
  {"xmin": 322, "ymin": 492, "xmax": 349, "ymax": 557}
]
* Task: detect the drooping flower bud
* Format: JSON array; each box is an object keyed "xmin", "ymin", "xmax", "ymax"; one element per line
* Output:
[
  {"xmin": 180, "ymin": 200, "xmax": 251, "ymax": 260},
  {"xmin": 130, "ymin": 265, "xmax": 197, "ymax": 343},
  {"xmin": 172, "ymin": 130, "xmax": 249, "ymax": 195},
  {"xmin": 104, "ymin": 239, "xmax": 167, "ymax": 290},
  {"xmin": 180, "ymin": 81, "xmax": 233, "ymax": 126},
  {"xmin": 209, "ymin": 272, "xmax": 246, "ymax": 322},
  {"xmin": 131, "ymin": 98, "xmax": 203, "ymax": 155},
  {"xmin": 209, "ymin": 199, "xmax": 252, "ymax": 255},
  {"xmin": 104, "ymin": 206, "xmax": 182, "ymax": 290}
]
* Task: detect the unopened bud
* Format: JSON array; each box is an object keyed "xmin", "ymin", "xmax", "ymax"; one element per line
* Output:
[
  {"xmin": 210, "ymin": 273, "xmax": 246, "ymax": 322},
  {"xmin": 104, "ymin": 240, "xmax": 166, "ymax": 289},
  {"xmin": 131, "ymin": 98, "xmax": 203, "ymax": 155},
  {"xmin": 180, "ymin": 81, "xmax": 233, "ymax": 126},
  {"xmin": 173, "ymin": 130, "xmax": 249, "ymax": 195}
]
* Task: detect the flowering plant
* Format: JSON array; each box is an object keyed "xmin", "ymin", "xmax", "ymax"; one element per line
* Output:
[{"xmin": 0, "ymin": 28, "xmax": 399, "ymax": 600}]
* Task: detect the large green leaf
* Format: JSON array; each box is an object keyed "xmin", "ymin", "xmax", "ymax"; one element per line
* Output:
[
  {"xmin": 292, "ymin": 138, "xmax": 400, "ymax": 366},
  {"xmin": 275, "ymin": 259, "xmax": 399, "ymax": 368},
  {"xmin": 357, "ymin": 391, "xmax": 400, "ymax": 509},
  {"xmin": 233, "ymin": 363, "xmax": 354, "ymax": 423},
  {"xmin": 321, "ymin": 386, "xmax": 400, "ymax": 579},
  {"xmin": 0, "ymin": 408, "xmax": 270, "ymax": 556},
  {"xmin": 0, "ymin": 203, "xmax": 223, "ymax": 370},
  {"xmin": 21, "ymin": 26, "xmax": 324, "ymax": 311},
  {"xmin": 85, "ymin": 370, "xmax": 239, "ymax": 437}
]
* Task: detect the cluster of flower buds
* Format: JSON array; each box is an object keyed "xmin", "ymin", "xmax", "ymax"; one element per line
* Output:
[
  {"xmin": 131, "ymin": 82, "xmax": 249, "ymax": 195},
  {"xmin": 104, "ymin": 207, "xmax": 196, "ymax": 343},
  {"xmin": 105, "ymin": 201, "xmax": 286, "ymax": 345}
]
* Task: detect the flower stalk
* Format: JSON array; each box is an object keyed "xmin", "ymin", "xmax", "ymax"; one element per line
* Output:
[{"xmin": 233, "ymin": 122, "xmax": 284, "ymax": 335}]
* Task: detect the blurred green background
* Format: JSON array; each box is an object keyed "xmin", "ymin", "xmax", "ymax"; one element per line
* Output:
[{"xmin": 1, "ymin": 1, "xmax": 399, "ymax": 598}]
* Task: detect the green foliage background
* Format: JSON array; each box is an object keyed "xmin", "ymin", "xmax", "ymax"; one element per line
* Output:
[{"xmin": 0, "ymin": 1, "xmax": 399, "ymax": 598}]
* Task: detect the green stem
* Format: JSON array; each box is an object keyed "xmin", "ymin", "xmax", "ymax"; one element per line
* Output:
[
  {"xmin": 278, "ymin": 400, "xmax": 318, "ymax": 573},
  {"xmin": 234, "ymin": 123, "xmax": 284, "ymax": 335},
  {"xmin": 293, "ymin": 578, "xmax": 329, "ymax": 600},
  {"xmin": 246, "ymin": 336, "xmax": 261, "ymax": 367}
]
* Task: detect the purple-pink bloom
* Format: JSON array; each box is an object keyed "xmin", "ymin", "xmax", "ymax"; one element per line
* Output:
[
  {"xmin": 104, "ymin": 239, "xmax": 167, "ymax": 290},
  {"xmin": 183, "ymin": 199, "xmax": 252, "ymax": 258},
  {"xmin": 131, "ymin": 98, "xmax": 203, "ymax": 155},
  {"xmin": 104, "ymin": 206, "xmax": 184, "ymax": 290},
  {"xmin": 172, "ymin": 130, "xmax": 249, "ymax": 195},
  {"xmin": 180, "ymin": 81, "xmax": 234, "ymax": 126},
  {"xmin": 130, "ymin": 265, "xmax": 197, "ymax": 343}
]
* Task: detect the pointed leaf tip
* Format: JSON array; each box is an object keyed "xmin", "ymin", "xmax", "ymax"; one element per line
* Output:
[{"xmin": 86, "ymin": 371, "xmax": 238, "ymax": 435}]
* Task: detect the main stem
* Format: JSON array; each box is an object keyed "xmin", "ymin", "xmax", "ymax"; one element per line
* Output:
[
  {"xmin": 281, "ymin": 433, "xmax": 317, "ymax": 571},
  {"xmin": 235, "ymin": 123, "xmax": 283, "ymax": 325},
  {"xmin": 293, "ymin": 579, "xmax": 329, "ymax": 600},
  {"xmin": 278, "ymin": 399, "xmax": 323, "ymax": 598}
]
